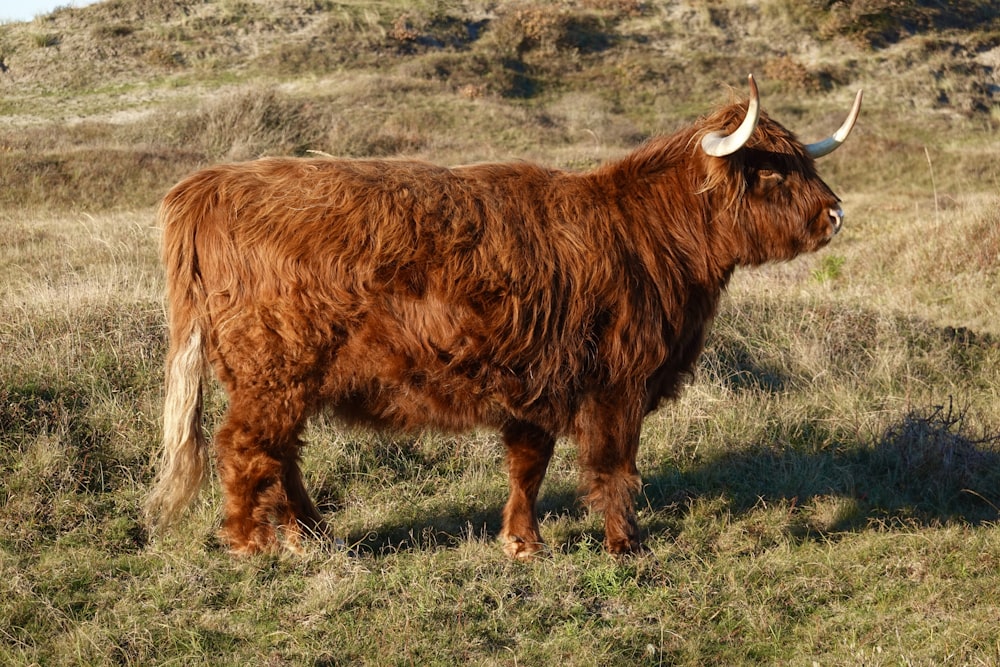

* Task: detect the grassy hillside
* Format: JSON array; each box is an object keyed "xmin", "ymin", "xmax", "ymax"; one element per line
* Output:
[{"xmin": 2, "ymin": 0, "xmax": 999, "ymax": 664}]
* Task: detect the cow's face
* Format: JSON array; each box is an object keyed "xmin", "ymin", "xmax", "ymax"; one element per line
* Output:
[
  {"xmin": 698, "ymin": 76, "xmax": 862, "ymax": 265},
  {"xmin": 740, "ymin": 128, "xmax": 845, "ymax": 258}
]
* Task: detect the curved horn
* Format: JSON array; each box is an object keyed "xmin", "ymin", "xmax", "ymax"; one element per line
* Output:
[
  {"xmin": 805, "ymin": 89, "xmax": 863, "ymax": 159},
  {"xmin": 701, "ymin": 74, "xmax": 761, "ymax": 157}
]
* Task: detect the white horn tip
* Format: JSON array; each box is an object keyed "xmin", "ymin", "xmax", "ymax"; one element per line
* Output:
[
  {"xmin": 701, "ymin": 74, "xmax": 762, "ymax": 158},
  {"xmin": 805, "ymin": 88, "xmax": 863, "ymax": 159}
]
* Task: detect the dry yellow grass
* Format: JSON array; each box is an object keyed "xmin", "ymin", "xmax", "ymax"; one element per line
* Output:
[{"xmin": 2, "ymin": 1, "xmax": 999, "ymax": 664}]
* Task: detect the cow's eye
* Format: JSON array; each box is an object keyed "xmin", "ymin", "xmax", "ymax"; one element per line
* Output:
[{"xmin": 755, "ymin": 169, "xmax": 785, "ymax": 193}]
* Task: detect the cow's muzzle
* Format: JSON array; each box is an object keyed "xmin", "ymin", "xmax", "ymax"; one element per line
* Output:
[{"xmin": 828, "ymin": 207, "xmax": 844, "ymax": 235}]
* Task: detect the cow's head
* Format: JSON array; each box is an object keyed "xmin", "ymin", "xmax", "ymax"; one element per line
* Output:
[{"xmin": 697, "ymin": 75, "xmax": 862, "ymax": 265}]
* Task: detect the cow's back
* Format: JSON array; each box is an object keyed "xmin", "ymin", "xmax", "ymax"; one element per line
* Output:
[{"xmin": 169, "ymin": 158, "xmax": 637, "ymax": 435}]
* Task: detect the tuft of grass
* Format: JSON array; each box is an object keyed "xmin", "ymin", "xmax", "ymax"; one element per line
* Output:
[
  {"xmin": 811, "ymin": 253, "xmax": 845, "ymax": 283},
  {"xmin": 91, "ymin": 22, "xmax": 134, "ymax": 39},
  {"xmin": 870, "ymin": 399, "xmax": 1000, "ymax": 516},
  {"xmin": 30, "ymin": 32, "xmax": 59, "ymax": 48}
]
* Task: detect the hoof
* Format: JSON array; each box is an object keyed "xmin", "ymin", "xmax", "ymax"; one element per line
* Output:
[
  {"xmin": 220, "ymin": 522, "xmax": 278, "ymax": 556},
  {"xmin": 604, "ymin": 535, "xmax": 645, "ymax": 557},
  {"xmin": 502, "ymin": 535, "xmax": 547, "ymax": 561},
  {"xmin": 278, "ymin": 518, "xmax": 329, "ymax": 555},
  {"xmin": 224, "ymin": 537, "xmax": 275, "ymax": 557}
]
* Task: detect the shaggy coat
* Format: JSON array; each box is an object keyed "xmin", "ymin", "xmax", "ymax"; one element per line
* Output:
[{"xmin": 148, "ymin": 83, "xmax": 857, "ymax": 557}]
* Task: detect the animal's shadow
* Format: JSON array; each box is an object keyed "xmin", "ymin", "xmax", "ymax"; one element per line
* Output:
[
  {"xmin": 310, "ymin": 327, "xmax": 999, "ymax": 557},
  {"xmin": 314, "ymin": 395, "xmax": 1000, "ymax": 558}
]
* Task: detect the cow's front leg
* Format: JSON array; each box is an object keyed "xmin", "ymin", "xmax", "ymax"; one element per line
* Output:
[
  {"xmin": 574, "ymin": 395, "xmax": 644, "ymax": 555},
  {"xmin": 500, "ymin": 421, "xmax": 556, "ymax": 560}
]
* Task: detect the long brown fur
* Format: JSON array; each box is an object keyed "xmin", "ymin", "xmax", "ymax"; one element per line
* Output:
[{"xmin": 148, "ymin": 93, "xmax": 848, "ymax": 557}]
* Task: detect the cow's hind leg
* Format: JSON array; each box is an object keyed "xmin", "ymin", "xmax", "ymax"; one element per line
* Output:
[
  {"xmin": 500, "ymin": 421, "xmax": 555, "ymax": 560},
  {"xmin": 215, "ymin": 391, "xmax": 323, "ymax": 554}
]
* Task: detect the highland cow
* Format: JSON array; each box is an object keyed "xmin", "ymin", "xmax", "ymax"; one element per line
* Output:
[{"xmin": 147, "ymin": 75, "xmax": 862, "ymax": 557}]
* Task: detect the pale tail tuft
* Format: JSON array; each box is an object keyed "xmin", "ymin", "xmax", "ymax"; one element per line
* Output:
[{"xmin": 145, "ymin": 327, "xmax": 209, "ymax": 529}]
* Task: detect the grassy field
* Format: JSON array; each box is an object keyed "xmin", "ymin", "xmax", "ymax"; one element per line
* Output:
[{"xmin": 2, "ymin": 0, "xmax": 1000, "ymax": 664}]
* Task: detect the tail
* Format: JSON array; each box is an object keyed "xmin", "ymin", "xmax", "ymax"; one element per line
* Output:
[{"xmin": 146, "ymin": 185, "xmax": 212, "ymax": 530}]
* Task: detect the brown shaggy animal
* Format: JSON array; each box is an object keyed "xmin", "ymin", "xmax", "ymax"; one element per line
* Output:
[{"xmin": 147, "ymin": 76, "xmax": 862, "ymax": 557}]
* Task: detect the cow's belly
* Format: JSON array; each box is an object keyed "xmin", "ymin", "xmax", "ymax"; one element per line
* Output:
[{"xmin": 321, "ymin": 329, "xmax": 514, "ymax": 433}]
